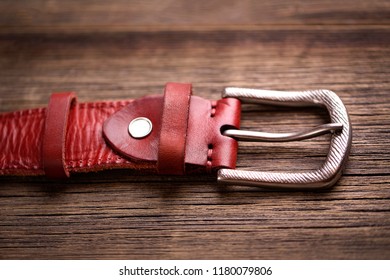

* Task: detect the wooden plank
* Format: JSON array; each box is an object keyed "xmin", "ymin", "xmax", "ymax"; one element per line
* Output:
[
  {"xmin": 0, "ymin": 26, "xmax": 389, "ymax": 258},
  {"xmin": 0, "ymin": 27, "xmax": 388, "ymax": 110},
  {"xmin": 0, "ymin": 0, "xmax": 389, "ymax": 33},
  {"xmin": 0, "ymin": 176, "xmax": 389, "ymax": 259}
]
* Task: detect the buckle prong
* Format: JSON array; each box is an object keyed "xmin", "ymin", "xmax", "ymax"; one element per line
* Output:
[
  {"xmin": 218, "ymin": 88, "xmax": 352, "ymax": 189},
  {"xmin": 223, "ymin": 123, "xmax": 343, "ymax": 142}
]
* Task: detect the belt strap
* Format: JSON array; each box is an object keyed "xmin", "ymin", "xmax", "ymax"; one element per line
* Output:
[{"xmin": 0, "ymin": 83, "xmax": 241, "ymax": 178}]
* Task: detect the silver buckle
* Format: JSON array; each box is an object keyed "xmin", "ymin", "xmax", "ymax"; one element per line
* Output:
[{"xmin": 218, "ymin": 88, "xmax": 352, "ymax": 189}]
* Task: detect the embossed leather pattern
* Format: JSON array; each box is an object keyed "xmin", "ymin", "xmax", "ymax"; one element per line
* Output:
[
  {"xmin": 0, "ymin": 100, "xmax": 136, "ymax": 176},
  {"xmin": 0, "ymin": 83, "xmax": 241, "ymax": 177},
  {"xmin": 0, "ymin": 108, "xmax": 46, "ymax": 176}
]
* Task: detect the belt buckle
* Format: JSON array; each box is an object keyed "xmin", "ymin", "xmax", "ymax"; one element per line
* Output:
[{"xmin": 218, "ymin": 88, "xmax": 352, "ymax": 189}]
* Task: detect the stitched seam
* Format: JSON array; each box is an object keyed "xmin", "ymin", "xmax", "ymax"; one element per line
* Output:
[
  {"xmin": 206, "ymin": 144, "xmax": 213, "ymax": 172},
  {"xmin": 1, "ymin": 165, "xmax": 40, "ymax": 170},
  {"xmin": 77, "ymin": 101, "xmax": 132, "ymax": 109},
  {"xmin": 73, "ymin": 158, "xmax": 127, "ymax": 165},
  {"xmin": 210, "ymin": 101, "xmax": 217, "ymax": 117},
  {"xmin": 207, "ymin": 100, "xmax": 218, "ymax": 172},
  {"xmin": 66, "ymin": 156, "xmax": 129, "ymax": 168}
]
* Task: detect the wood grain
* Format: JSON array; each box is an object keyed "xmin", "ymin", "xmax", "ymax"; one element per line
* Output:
[
  {"xmin": 0, "ymin": 0, "xmax": 389, "ymax": 31},
  {"xmin": 0, "ymin": 1, "xmax": 389, "ymax": 259}
]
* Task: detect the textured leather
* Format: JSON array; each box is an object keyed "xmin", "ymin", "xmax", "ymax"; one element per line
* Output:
[
  {"xmin": 157, "ymin": 82, "xmax": 192, "ymax": 175},
  {"xmin": 0, "ymin": 107, "xmax": 46, "ymax": 176},
  {"xmin": 0, "ymin": 100, "xmax": 136, "ymax": 176},
  {"xmin": 43, "ymin": 92, "xmax": 76, "ymax": 178},
  {"xmin": 0, "ymin": 84, "xmax": 241, "ymax": 177}
]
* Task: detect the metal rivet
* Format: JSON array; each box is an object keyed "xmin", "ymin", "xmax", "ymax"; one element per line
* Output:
[{"xmin": 128, "ymin": 117, "xmax": 152, "ymax": 139}]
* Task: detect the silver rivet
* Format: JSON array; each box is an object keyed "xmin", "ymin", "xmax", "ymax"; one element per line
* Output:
[{"xmin": 128, "ymin": 117, "xmax": 152, "ymax": 139}]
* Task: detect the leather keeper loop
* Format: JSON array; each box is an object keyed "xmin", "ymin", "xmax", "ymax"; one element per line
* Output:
[
  {"xmin": 157, "ymin": 83, "xmax": 192, "ymax": 175},
  {"xmin": 43, "ymin": 92, "xmax": 76, "ymax": 179}
]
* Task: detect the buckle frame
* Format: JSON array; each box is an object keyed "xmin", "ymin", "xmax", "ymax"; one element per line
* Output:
[{"xmin": 218, "ymin": 88, "xmax": 352, "ymax": 189}]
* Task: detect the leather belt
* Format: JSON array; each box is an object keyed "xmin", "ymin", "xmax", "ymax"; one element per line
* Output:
[{"xmin": 0, "ymin": 83, "xmax": 352, "ymax": 189}]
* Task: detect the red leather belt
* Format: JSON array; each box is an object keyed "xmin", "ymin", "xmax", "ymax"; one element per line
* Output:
[{"xmin": 0, "ymin": 82, "xmax": 352, "ymax": 189}]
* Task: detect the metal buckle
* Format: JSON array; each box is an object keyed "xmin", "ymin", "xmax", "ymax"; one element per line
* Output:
[{"xmin": 218, "ymin": 88, "xmax": 352, "ymax": 189}]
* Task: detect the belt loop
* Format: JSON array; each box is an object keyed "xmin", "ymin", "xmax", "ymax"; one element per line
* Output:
[
  {"xmin": 157, "ymin": 82, "xmax": 192, "ymax": 175},
  {"xmin": 43, "ymin": 92, "xmax": 76, "ymax": 179}
]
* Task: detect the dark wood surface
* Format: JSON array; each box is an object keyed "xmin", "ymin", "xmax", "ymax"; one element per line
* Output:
[{"xmin": 0, "ymin": 1, "xmax": 389, "ymax": 259}]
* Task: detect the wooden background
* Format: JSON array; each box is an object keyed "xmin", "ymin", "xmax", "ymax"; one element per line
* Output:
[{"xmin": 0, "ymin": 0, "xmax": 389, "ymax": 259}]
